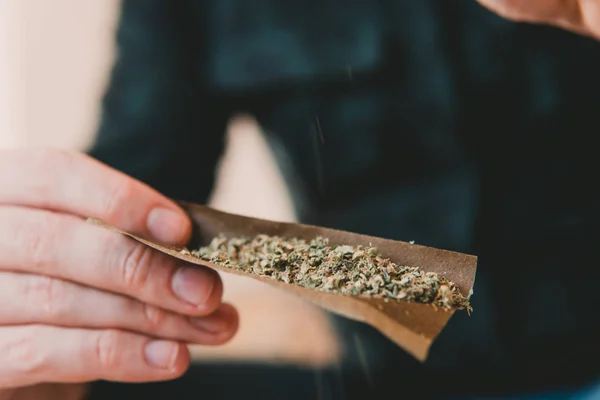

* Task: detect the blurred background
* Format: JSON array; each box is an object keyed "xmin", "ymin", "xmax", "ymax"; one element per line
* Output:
[{"xmin": 0, "ymin": 0, "xmax": 340, "ymax": 368}]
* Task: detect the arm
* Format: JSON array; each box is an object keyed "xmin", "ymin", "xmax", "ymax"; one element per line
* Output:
[
  {"xmin": 477, "ymin": 0, "xmax": 600, "ymax": 39},
  {"xmin": 88, "ymin": 0, "xmax": 228, "ymax": 203}
]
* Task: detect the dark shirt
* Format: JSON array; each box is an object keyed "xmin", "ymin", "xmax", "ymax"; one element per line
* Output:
[{"xmin": 88, "ymin": 0, "xmax": 600, "ymax": 397}]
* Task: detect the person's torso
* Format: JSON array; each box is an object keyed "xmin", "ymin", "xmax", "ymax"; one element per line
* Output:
[{"xmin": 191, "ymin": 0, "xmax": 600, "ymax": 392}]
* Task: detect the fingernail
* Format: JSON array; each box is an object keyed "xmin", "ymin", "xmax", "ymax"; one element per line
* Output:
[
  {"xmin": 172, "ymin": 267, "xmax": 216, "ymax": 307},
  {"xmin": 145, "ymin": 340, "xmax": 179, "ymax": 369},
  {"xmin": 190, "ymin": 314, "xmax": 228, "ymax": 334},
  {"xmin": 147, "ymin": 207, "xmax": 190, "ymax": 244}
]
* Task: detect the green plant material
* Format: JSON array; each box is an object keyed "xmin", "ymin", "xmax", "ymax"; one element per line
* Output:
[{"xmin": 191, "ymin": 234, "xmax": 471, "ymax": 311}]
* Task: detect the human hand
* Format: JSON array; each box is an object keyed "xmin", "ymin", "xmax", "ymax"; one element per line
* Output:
[
  {"xmin": 477, "ymin": 0, "xmax": 600, "ymax": 39},
  {"xmin": 0, "ymin": 148, "xmax": 238, "ymax": 392}
]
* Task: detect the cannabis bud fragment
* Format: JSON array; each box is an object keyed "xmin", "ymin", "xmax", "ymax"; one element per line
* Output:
[{"xmin": 190, "ymin": 234, "xmax": 471, "ymax": 311}]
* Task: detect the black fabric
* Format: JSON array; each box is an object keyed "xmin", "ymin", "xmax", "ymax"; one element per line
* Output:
[
  {"xmin": 88, "ymin": 0, "xmax": 600, "ymax": 397},
  {"xmin": 89, "ymin": 364, "xmax": 355, "ymax": 400},
  {"xmin": 87, "ymin": 361, "xmax": 600, "ymax": 400}
]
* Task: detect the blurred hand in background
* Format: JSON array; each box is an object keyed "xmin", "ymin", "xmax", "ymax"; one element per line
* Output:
[{"xmin": 478, "ymin": 0, "xmax": 600, "ymax": 38}]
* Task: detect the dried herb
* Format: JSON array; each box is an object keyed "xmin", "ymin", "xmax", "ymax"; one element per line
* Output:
[{"xmin": 190, "ymin": 234, "xmax": 471, "ymax": 311}]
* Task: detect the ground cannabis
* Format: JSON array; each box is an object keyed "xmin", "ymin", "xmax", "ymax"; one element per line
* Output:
[{"xmin": 191, "ymin": 234, "xmax": 471, "ymax": 311}]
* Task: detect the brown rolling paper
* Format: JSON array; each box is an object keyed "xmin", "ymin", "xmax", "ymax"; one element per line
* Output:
[{"xmin": 89, "ymin": 202, "xmax": 477, "ymax": 362}]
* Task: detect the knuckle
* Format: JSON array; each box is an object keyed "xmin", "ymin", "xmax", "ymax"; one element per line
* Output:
[
  {"xmin": 14, "ymin": 213, "xmax": 59, "ymax": 269},
  {"xmin": 6, "ymin": 327, "xmax": 48, "ymax": 376},
  {"xmin": 100, "ymin": 177, "xmax": 135, "ymax": 221},
  {"xmin": 27, "ymin": 275, "xmax": 66, "ymax": 320},
  {"xmin": 94, "ymin": 330, "xmax": 123, "ymax": 370},
  {"xmin": 120, "ymin": 243, "xmax": 155, "ymax": 293},
  {"xmin": 142, "ymin": 303, "xmax": 168, "ymax": 329},
  {"xmin": 16, "ymin": 226, "xmax": 44, "ymax": 264}
]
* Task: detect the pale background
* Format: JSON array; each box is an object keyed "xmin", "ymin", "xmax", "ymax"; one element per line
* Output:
[{"xmin": 0, "ymin": 0, "xmax": 339, "ymax": 367}]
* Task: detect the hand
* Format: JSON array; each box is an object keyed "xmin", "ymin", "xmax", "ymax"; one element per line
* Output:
[
  {"xmin": 0, "ymin": 147, "xmax": 238, "ymax": 394},
  {"xmin": 477, "ymin": 0, "xmax": 600, "ymax": 39}
]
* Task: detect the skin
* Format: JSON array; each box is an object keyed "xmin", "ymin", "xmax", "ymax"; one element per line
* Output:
[
  {"xmin": 1, "ymin": 2, "xmax": 599, "ymax": 399},
  {"xmin": 0, "ymin": 148, "xmax": 238, "ymax": 399},
  {"xmin": 476, "ymin": 0, "xmax": 600, "ymax": 39}
]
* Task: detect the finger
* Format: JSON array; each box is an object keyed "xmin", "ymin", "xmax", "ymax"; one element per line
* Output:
[
  {"xmin": 0, "ymin": 206, "xmax": 221, "ymax": 316},
  {"xmin": 581, "ymin": 0, "xmax": 600, "ymax": 37},
  {"xmin": 0, "ymin": 147, "xmax": 191, "ymax": 245},
  {"xmin": 476, "ymin": 0, "xmax": 584, "ymax": 26},
  {"xmin": 0, "ymin": 325, "xmax": 190, "ymax": 387},
  {"xmin": 0, "ymin": 272, "xmax": 238, "ymax": 345}
]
